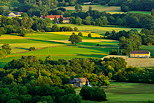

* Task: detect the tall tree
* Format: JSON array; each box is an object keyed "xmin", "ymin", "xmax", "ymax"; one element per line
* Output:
[
  {"xmin": 54, "ymin": 17, "xmax": 58, "ymax": 24},
  {"xmin": 68, "ymin": 33, "xmax": 82, "ymax": 45},
  {"xmin": 75, "ymin": 4, "xmax": 82, "ymax": 12},
  {"xmin": 151, "ymin": 9, "xmax": 154, "ymax": 16},
  {"xmin": 75, "ymin": 17, "xmax": 82, "ymax": 25}
]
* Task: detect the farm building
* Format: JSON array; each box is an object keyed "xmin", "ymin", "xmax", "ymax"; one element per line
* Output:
[
  {"xmin": 41, "ymin": 15, "xmax": 70, "ymax": 23},
  {"xmin": 8, "ymin": 12, "xmax": 23, "ymax": 17},
  {"xmin": 63, "ymin": 17, "xmax": 70, "ymax": 23},
  {"xmin": 130, "ymin": 50, "xmax": 150, "ymax": 58},
  {"xmin": 41, "ymin": 15, "xmax": 63, "ymax": 20},
  {"xmin": 70, "ymin": 78, "xmax": 89, "ymax": 87}
]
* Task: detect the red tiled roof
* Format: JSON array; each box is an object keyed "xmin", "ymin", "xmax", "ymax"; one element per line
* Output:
[
  {"xmin": 42, "ymin": 15, "xmax": 63, "ymax": 19},
  {"xmin": 130, "ymin": 50, "xmax": 150, "ymax": 54},
  {"xmin": 79, "ymin": 78, "xmax": 88, "ymax": 83}
]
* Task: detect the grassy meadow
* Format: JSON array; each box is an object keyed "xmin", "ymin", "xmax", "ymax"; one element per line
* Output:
[
  {"xmin": 64, "ymin": 5, "xmax": 121, "ymax": 12},
  {"xmin": 128, "ymin": 11, "xmax": 151, "ymax": 15},
  {"xmin": 141, "ymin": 45, "xmax": 154, "ymax": 57},
  {"xmin": 63, "ymin": 5, "xmax": 151, "ymax": 15},
  {"xmin": 57, "ymin": 24, "xmax": 141, "ymax": 34},
  {"xmin": 0, "ymin": 24, "xmax": 145, "ymax": 68}
]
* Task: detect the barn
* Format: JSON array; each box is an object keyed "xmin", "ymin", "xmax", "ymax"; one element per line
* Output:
[{"xmin": 130, "ymin": 50, "xmax": 150, "ymax": 58}]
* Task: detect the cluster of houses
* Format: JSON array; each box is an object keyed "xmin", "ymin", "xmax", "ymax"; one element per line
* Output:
[{"xmin": 7, "ymin": 12, "xmax": 70, "ymax": 23}]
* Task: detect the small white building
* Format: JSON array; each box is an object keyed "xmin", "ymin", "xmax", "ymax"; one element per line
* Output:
[{"xmin": 8, "ymin": 12, "xmax": 23, "ymax": 17}]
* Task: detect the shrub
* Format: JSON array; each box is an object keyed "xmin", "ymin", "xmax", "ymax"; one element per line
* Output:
[
  {"xmin": 60, "ymin": 94, "xmax": 81, "ymax": 103},
  {"xmin": 80, "ymin": 86, "xmax": 107, "ymax": 101},
  {"xmin": 7, "ymin": 99, "xmax": 21, "ymax": 103},
  {"xmin": 109, "ymin": 49, "xmax": 118, "ymax": 55},
  {"xmin": 78, "ymin": 32, "xmax": 83, "ymax": 36},
  {"xmin": 96, "ymin": 44, "xmax": 100, "ymax": 46},
  {"xmin": 74, "ymin": 27, "xmax": 78, "ymax": 31},
  {"xmin": 29, "ymin": 47, "xmax": 35, "ymax": 51},
  {"xmin": 64, "ymin": 88, "xmax": 76, "ymax": 95},
  {"xmin": 88, "ymin": 33, "xmax": 92, "ymax": 37}
]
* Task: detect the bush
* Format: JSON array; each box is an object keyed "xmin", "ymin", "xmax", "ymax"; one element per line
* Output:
[
  {"xmin": 80, "ymin": 86, "xmax": 107, "ymax": 101},
  {"xmin": 29, "ymin": 47, "xmax": 35, "ymax": 51},
  {"xmin": 7, "ymin": 99, "xmax": 21, "ymax": 103},
  {"xmin": 74, "ymin": 27, "xmax": 78, "ymax": 31},
  {"xmin": 78, "ymin": 32, "xmax": 83, "ymax": 36},
  {"xmin": 88, "ymin": 33, "xmax": 92, "ymax": 37},
  {"xmin": 64, "ymin": 88, "xmax": 76, "ymax": 95},
  {"xmin": 96, "ymin": 44, "xmax": 100, "ymax": 46},
  {"xmin": 109, "ymin": 49, "xmax": 118, "ymax": 55},
  {"xmin": 60, "ymin": 94, "xmax": 81, "ymax": 103}
]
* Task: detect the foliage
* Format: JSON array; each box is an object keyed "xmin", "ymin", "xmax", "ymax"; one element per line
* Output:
[
  {"xmin": 69, "ymin": 33, "xmax": 82, "ymax": 45},
  {"xmin": 78, "ymin": 32, "xmax": 83, "ymax": 36},
  {"xmin": 29, "ymin": 47, "xmax": 36, "ymax": 51},
  {"xmin": 80, "ymin": 86, "xmax": 107, "ymax": 101},
  {"xmin": 60, "ymin": 94, "xmax": 82, "ymax": 103},
  {"xmin": 1, "ymin": 44, "xmax": 11, "ymax": 54}
]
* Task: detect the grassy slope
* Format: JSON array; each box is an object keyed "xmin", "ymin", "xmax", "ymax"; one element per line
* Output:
[
  {"xmin": 141, "ymin": 45, "xmax": 154, "ymax": 57},
  {"xmin": 57, "ymin": 24, "xmax": 141, "ymax": 34},
  {"xmin": 128, "ymin": 11, "xmax": 151, "ymax": 15},
  {"xmin": 0, "ymin": 30, "xmax": 119, "ymax": 67},
  {"xmin": 63, "ymin": 5, "xmax": 151, "ymax": 15},
  {"xmin": 64, "ymin": 5, "xmax": 121, "ymax": 12}
]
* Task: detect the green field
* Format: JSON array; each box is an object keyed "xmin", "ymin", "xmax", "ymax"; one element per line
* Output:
[
  {"xmin": 79, "ymin": 82, "xmax": 154, "ymax": 103},
  {"xmin": 0, "ymin": 29, "xmax": 120, "ymax": 68},
  {"xmin": 63, "ymin": 5, "xmax": 151, "ymax": 15},
  {"xmin": 64, "ymin": 5, "xmax": 121, "ymax": 12},
  {"xmin": 57, "ymin": 24, "xmax": 141, "ymax": 34},
  {"xmin": 141, "ymin": 45, "xmax": 154, "ymax": 57},
  {"xmin": 0, "ymin": 24, "xmax": 144, "ymax": 68},
  {"xmin": 128, "ymin": 11, "xmax": 151, "ymax": 15}
]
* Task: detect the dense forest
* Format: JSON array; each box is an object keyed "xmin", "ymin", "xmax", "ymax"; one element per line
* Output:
[{"xmin": 0, "ymin": 56, "xmax": 154, "ymax": 102}]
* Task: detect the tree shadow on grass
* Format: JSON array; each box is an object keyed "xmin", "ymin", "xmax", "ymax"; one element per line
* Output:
[
  {"xmin": 28, "ymin": 39, "xmax": 66, "ymax": 44},
  {"xmin": 15, "ymin": 47, "xmax": 29, "ymax": 50},
  {"xmin": 77, "ymin": 54, "xmax": 106, "ymax": 58}
]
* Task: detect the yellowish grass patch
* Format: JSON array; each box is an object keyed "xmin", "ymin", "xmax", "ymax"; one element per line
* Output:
[
  {"xmin": 0, "ymin": 35, "xmax": 28, "ymax": 39},
  {"xmin": 7, "ymin": 43, "xmax": 64, "ymax": 53},
  {"xmin": 48, "ymin": 32, "xmax": 101, "ymax": 37},
  {"xmin": 64, "ymin": 5, "xmax": 121, "ymax": 12},
  {"xmin": 107, "ymin": 12, "xmax": 125, "ymax": 14},
  {"xmin": 49, "ymin": 39, "xmax": 117, "ymax": 43}
]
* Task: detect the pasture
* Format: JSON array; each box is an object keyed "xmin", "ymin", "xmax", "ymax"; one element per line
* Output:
[
  {"xmin": 80, "ymin": 82, "xmax": 154, "ymax": 103},
  {"xmin": 141, "ymin": 45, "xmax": 154, "ymax": 57},
  {"xmin": 57, "ymin": 24, "xmax": 141, "ymax": 34},
  {"xmin": 0, "ymin": 30, "xmax": 119, "ymax": 67},
  {"xmin": 0, "ymin": 25, "xmax": 146, "ymax": 68},
  {"xmin": 128, "ymin": 11, "xmax": 151, "ymax": 15},
  {"xmin": 64, "ymin": 5, "xmax": 121, "ymax": 12}
]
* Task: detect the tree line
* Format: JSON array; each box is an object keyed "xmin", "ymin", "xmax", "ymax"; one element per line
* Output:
[
  {"xmin": 105, "ymin": 29, "xmax": 154, "ymax": 54},
  {"xmin": 1, "ymin": 55, "xmax": 154, "ymax": 102},
  {"xmin": 69, "ymin": 10, "xmax": 154, "ymax": 29},
  {"xmin": 0, "ymin": 16, "xmax": 79, "ymax": 36}
]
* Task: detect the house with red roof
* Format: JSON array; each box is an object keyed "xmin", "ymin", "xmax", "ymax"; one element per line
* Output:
[
  {"xmin": 70, "ymin": 78, "xmax": 89, "ymax": 87},
  {"xmin": 41, "ymin": 15, "xmax": 63, "ymax": 20},
  {"xmin": 41, "ymin": 15, "xmax": 70, "ymax": 23}
]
